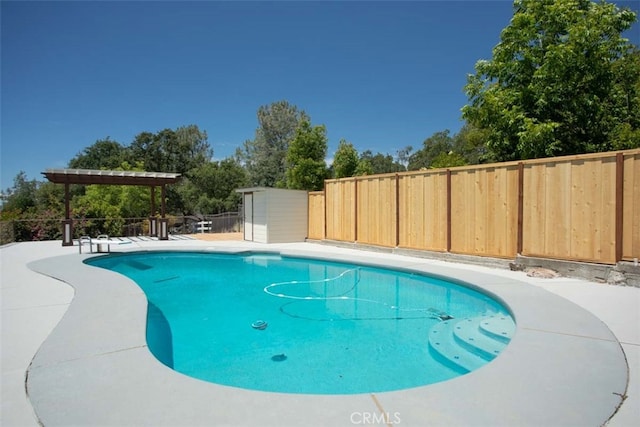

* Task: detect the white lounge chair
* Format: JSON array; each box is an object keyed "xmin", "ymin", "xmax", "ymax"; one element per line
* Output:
[{"xmin": 78, "ymin": 235, "xmax": 132, "ymax": 254}]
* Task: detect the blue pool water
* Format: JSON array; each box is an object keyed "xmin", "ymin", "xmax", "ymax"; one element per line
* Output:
[{"xmin": 86, "ymin": 251, "xmax": 513, "ymax": 394}]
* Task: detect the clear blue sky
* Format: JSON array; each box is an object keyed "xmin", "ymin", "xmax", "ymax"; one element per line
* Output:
[{"xmin": 1, "ymin": 0, "xmax": 638, "ymax": 188}]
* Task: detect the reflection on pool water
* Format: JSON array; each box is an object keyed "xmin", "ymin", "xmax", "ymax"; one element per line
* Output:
[{"xmin": 86, "ymin": 251, "xmax": 514, "ymax": 394}]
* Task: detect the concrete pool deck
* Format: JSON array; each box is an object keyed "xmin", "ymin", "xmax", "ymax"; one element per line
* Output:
[{"xmin": 1, "ymin": 239, "xmax": 639, "ymax": 426}]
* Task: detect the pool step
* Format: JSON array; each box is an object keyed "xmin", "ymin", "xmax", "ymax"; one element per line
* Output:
[
  {"xmin": 428, "ymin": 315, "xmax": 515, "ymax": 373},
  {"xmin": 479, "ymin": 315, "xmax": 515, "ymax": 344},
  {"xmin": 429, "ymin": 320, "xmax": 487, "ymax": 372}
]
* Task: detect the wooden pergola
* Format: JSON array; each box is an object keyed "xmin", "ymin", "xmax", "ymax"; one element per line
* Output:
[{"xmin": 42, "ymin": 168, "xmax": 181, "ymax": 246}]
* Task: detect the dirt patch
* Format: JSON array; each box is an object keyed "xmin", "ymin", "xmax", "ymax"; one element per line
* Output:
[
  {"xmin": 526, "ymin": 267, "xmax": 560, "ymax": 279},
  {"xmin": 188, "ymin": 232, "xmax": 244, "ymax": 241}
]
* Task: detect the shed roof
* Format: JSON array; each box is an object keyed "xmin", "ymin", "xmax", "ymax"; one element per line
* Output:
[
  {"xmin": 42, "ymin": 168, "xmax": 181, "ymax": 186},
  {"xmin": 235, "ymin": 187, "xmax": 308, "ymax": 194}
]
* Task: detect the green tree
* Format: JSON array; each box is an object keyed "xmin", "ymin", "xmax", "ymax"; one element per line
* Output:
[
  {"xmin": 355, "ymin": 159, "xmax": 374, "ymax": 176},
  {"xmin": 429, "ymin": 151, "xmax": 469, "ymax": 169},
  {"xmin": 168, "ymin": 125, "xmax": 212, "ymax": 174},
  {"xmin": 129, "ymin": 125, "xmax": 211, "ymax": 174},
  {"xmin": 462, "ymin": 0, "xmax": 639, "ymax": 161},
  {"xmin": 129, "ymin": 131, "xmax": 161, "ymax": 171},
  {"xmin": 127, "ymin": 125, "xmax": 211, "ymax": 213},
  {"xmin": 68, "ymin": 137, "xmax": 128, "ymax": 170},
  {"xmin": 407, "ymin": 130, "xmax": 454, "ymax": 170},
  {"xmin": 285, "ymin": 119, "xmax": 328, "ymax": 190},
  {"xmin": 177, "ymin": 158, "xmax": 248, "ymax": 215},
  {"xmin": 395, "ymin": 146, "xmax": 413, "ymax": 170},
  {"xmin": 359, "ymin": 150, "xmax": 405, "ymax": 174},
  {"xmin": 1, "ymin": 172, "xmax": 69, "ymax": 242},
  {"xmin": 34, "ymin": 181, "xmax": 65, "ymax": 215},
  {"xmin": 451, "ymin": 123, "xmax": 489, "ymax": 164},
  {"xmin": 72, "ymin": 162, "xmax": 151, "ymax": 236},
  {"xmin": 1, "ymin": 172, "xmax": 40, "ymax": 241},
  {"xmin": 0, "ymin": 171, "xmax": 37, "ymax": 212},
  {"xmin": 238, "ymin": 100, "xmax": 308, "ymax": 187},
  {"xmin": 332, "ymin": 139, "xmax": 360, "ymax": 178},
  {"xmin": 610, "ymin": 50, "xmax": 640, "ymax": 149}
]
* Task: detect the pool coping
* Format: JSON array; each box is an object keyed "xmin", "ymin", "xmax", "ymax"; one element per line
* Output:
[{"xmin": 26, "ymin": 245, "xmax": 628, "ymax": 427}]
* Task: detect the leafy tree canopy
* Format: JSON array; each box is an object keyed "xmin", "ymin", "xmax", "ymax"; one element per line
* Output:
[
  {"xmin": 408, "ymin": 130, "xmax": 455, "ymax": 170},
  {"xmin": 332, "ymin": 139, "xmax": 360, "ymax": 178},
  {"xmin": 354, "ymin": 158, "xmax": 374, "ymax": 176},
  {"xmin": 238, "ymin": 100, "xmax": 308, "ymax": 187},
  {"xmin": 285, "ymin": 119, "xmax": 328, "ymax": 190},
  {"xmin": 395, "ymin": 146, "xmax": 413, "ymax": 170},
  {"xmin": 462, "ymin": 0, "xmax": 639, "ymax": 161},
  {"xmin": 1, "ymin": 171, "xmax": 38, "ymax": 213},
  {"xmin": 1, "ymin": 172, "xmax": 67, "ymax": 241},
  {"xmin": 359, "ymin": 150, "xmax": 405, "ymax": 174},
  {"xmin": 129, "ymin": 125, "xmax": 212, "ymax": 174},
  {"xmin": 177, "ymin": 158, "xmax": 248, "ymax": 215},
  {"xmin": 70, "ymin": 162, "xmax": 151, "ymax": 236},
  {"xmin": 68, "ymin": 137, "xmax": 128, "ymax": 170},
  {"xmin": 73, "ymin": 162, "xmax": 150, "ymax": 218},
  {"xmin": 451, "ymin": 123, "xmax": 490, "ymax": 164}
]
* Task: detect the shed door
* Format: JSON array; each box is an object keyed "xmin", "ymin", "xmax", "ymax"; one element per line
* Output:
[{"xmin": 243, "ymin": 193, "xmax": 253, "ymax": 241}]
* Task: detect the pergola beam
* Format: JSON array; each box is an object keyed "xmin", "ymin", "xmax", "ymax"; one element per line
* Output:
[{"xmin": 42, "ymin": 168, "xmax": 180, "ymax": 187}]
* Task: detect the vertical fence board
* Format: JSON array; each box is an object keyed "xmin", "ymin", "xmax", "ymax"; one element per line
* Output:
[
  {"xmin": 507, "ymin": 166, "xmax": 520, "ymax": 256},
  {"xmin": 547, "ymin": 161, "xmax": 572, "ymax": 258},
  {"xmin": 325, "ymin": 179, "xmax": 356, "ymax": 242},
  {"xmin": 398, "ymin": 174, "xmax": 423, "ymax": 248},
  {"xmin": 449, "ymin": 170, "xmax": 468, "ymax": 254},
  {"xmin": 623, "ymin": 153, "xmax": 640, "ymax": 260},
  {"xmin": 569, "ymin": 160, "xmax": 588, "ymax": 259},
  {"xmin": 307, "ymin": 191, "xmax": 325, "ymax": 240},
  {"xmin": 449, "ymin": 166, "xmax": 518, "ymax": 258},
  {"xmin": 600, "ymin": 158, "xmax": 617, "ymax": 262},
  {"xmin": 397, "ymin": 172, "xmax": 447, "ymax": 251},
  {"xmin": 523, "ymin": 156, "xmax": 617, "ymax": 263},
  {"xmin": 523, "ymin": 163, "xmax": 544, "ymax": 256},
  {"xmin": 576, "ymin": 157, "xmax": 616, "ymax": 263},
  {"xmin": 478, "ymin": 169, "xmax": 489, "ymax": 254},
  {"xmin": 428, "ymin": 171, "xmax": 448, "ymax": 251},
  {"xmin": 492, "ymin": 166, "xmax": 519, "ymax": 257},
  {"xmin": 357, "ymin": 175, "xmax": 396, "ymax": 247}
]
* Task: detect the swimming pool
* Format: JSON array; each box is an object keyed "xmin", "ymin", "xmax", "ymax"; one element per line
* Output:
[{"xmin": 86, "ymin": 251, "xmax": 514, "ymax": 394}]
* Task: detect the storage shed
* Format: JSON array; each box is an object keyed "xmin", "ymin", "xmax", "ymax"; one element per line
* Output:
[{"xmin": 236, "ymin": 187, "xmax": 309, "ymax": 243}]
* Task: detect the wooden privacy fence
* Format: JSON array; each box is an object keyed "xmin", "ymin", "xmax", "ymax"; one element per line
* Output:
[{"xmin": 308, "ymin": 149, "xmax": 640, "ymax": 264}]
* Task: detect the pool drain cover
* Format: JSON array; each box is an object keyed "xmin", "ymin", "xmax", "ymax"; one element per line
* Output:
[{"xmin": 271, "ymin": 354, "xmax": 287, "ymax": 362}]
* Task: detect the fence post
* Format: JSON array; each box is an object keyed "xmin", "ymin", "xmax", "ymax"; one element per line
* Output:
[
  {"xmin": 354, "ymin": 178, "xmax": 359, "ymax": 243},
  {"xmin": 446, "ymin": 169, "xmax": 452, "ymax": 252},
  {"xmin": 395, "ymin": 173, "xmax": 400, "ymax": 247},
  {"xmin": 323, "ymin": 183, "xmax": 327, "ymax": 240},
  {"xmin": 517, "ymin": 162, "xmax": 524, "ymax": 255},
  {"xmin": 615, "ymin": 153, "xmax": 624, "ymax": 262}
]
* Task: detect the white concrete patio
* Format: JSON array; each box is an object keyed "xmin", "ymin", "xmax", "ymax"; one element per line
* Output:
[{"xmin": 1, "ymin": 238, "xmax": 639, "ymax": 426}]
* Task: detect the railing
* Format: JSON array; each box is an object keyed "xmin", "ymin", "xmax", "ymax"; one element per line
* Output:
[
  {"xmin": 0, "ymin": 212, "xmax": 242, "ymax": 245},
  {"xmin": 169, "ymin": 212, "xmax": 242, "ymax": 234}
]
